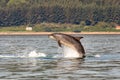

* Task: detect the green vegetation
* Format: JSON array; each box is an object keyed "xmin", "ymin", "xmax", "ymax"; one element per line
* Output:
[
  {"xmin": 0, "ymin": 23, "xmax": 120, "ymax": 32},
  {"xmin": 33, "ymin": 23, "xmax": 82, "ymax": 32},
  {"xmin": 0, "ymin": 0, "xmax": 120, "ymax": 32},
  {"xmin": 0, "ymin": 26, "xmax": 26, "ymax": 32},
  {"xmin": 24, "ymin": 22, "xmax": 120, "ymax": 32}
]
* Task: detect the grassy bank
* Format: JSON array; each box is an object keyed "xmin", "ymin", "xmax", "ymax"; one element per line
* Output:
[
  {"xmin": 0, "ymin": 26, "xmax": 25, "ymax": 32},
  {"xmin": 0, "ymin": 23, "xmax": 120, "ymax": 32}
]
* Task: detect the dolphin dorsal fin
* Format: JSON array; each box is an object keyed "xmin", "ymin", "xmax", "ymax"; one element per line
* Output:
[
  {"xmin": 75, "ymin": 37, "xmax": 83, "ymax": 41},
  {"xmin": 58, "ymin": 40, "xmax": 62, "ymax": 47}
]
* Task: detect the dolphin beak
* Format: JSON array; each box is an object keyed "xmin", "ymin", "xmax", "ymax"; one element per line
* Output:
[{"xmin": 49, "ymin": 35, "xmax": 55, "ymax": 40}]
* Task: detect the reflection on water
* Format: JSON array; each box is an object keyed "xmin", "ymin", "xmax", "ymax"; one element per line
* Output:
[
  {"xmin": 0, "ymin": 35, "xmax": 120, "ymax": 80},
  {"xmin": 0, "ymin": 58, "xmax": 84, "ymax": 80}
]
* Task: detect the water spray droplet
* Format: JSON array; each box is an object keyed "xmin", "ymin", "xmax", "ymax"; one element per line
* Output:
[
  {"xmin": 95, "ymin": 54, "xmax": 101, "ymax": 58},
  {"xmin": 28, "ymin": 50, "xmax": 46, "ymax": 57}
]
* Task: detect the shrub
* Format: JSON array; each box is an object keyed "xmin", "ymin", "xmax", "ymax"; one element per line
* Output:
[
  {"xmin": 95, "ymin": 22, "xmax": 111, "ymax": 28},
  {"xmin": 80, "ymin": 21, "xmax": 86, "ymax": 27},
  {"xmin": 44, "ymin": 27, "xmax": 52, "ymax": 32}
]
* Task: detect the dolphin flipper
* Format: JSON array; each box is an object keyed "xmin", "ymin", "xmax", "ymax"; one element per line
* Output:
[{"xmin": 58, "ymin": 40, "xmax": 62, "ymax": 47}]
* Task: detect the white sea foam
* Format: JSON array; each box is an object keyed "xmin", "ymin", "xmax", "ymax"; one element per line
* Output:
[
  {"xmin": 28, "ymin": 50, "xmax": 46, "ymax": 57},
  {"xmin": 0, "ymin": 55, "xmax": 16, "ymax": 58},
  {"xmin": 94, "ymin": 54, "xmax": 101, "ymax": 58},
  {"xmin": 62, "ymin": 45, "xmax": 80, "ymax": 58},
  {"xmin": 0, "ymin": 50, "xmax": 46, "ymax": 58},
  {"xmin": 53, "ymin": 45, "xmax": 80, "ymax": 58}
]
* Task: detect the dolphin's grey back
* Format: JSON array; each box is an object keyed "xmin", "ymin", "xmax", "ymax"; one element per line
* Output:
[
  {"xmin": 63, "ymin": 34, "xmax": 85, "ymax": 55},
  {"xmin": 54, "ymin": 33, "xmax": 85, "ymax": 56}
]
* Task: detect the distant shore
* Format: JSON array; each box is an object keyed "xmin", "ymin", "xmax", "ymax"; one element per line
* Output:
[{"xmin": 0, "ymin": 32, "xmax": 120, "ymax": 36}]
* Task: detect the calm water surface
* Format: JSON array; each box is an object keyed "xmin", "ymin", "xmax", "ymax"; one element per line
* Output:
[{"xmin": 0, "ymin": 34, "xmax": 120, "ymax": 80}]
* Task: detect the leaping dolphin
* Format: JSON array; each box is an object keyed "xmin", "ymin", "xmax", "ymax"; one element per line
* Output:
[{"xmin": 49, "ymin": 33, "xmax": 85, "ymax": 58}]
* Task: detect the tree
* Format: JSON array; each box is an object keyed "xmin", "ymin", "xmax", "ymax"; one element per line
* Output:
[
  {"xmin": 0, "ymin": 0, "xmax": 9, "ymax": 7},
  {"xmin": 7, "ymin": 0, "xmax": 26, "ymax": 6}
]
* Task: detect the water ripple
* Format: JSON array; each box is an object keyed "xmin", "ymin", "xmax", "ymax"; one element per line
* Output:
[{"xmin": 0, "ymin": 35, "xmax": 120, "ymax": 80}]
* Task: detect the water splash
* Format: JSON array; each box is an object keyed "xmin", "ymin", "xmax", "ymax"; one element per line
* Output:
[
  {"xmin": 28, "ymin": 50, "xmax": 46, "ymax": 57},
  {"xmin": 0, "ymin": 50, "xmax": 46, "ymax": 58},
  {"xmin": 94, "ymin": 54, "xmax": 101, "ymax": 58},
  {"xmin": 0, "ymin": 55, "xmax": 17, "ymax": 58},
  {"xmin": 56, "ymin": 45, "xmax": 101, "ymax": 58},
  {"xmin": 60, "ymin": 45, "xmax": 80, "ymax": 58}
]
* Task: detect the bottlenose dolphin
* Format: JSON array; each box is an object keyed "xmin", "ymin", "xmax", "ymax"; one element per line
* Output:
[{"xmin": 49, "ymin": 33, "xmax": 85, "ymax": 58}]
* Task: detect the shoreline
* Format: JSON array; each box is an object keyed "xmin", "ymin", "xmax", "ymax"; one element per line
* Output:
[{"xmin": 0, "ymin": 32, "xmax": 120, "ymax": 36}]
